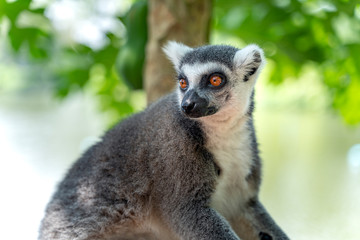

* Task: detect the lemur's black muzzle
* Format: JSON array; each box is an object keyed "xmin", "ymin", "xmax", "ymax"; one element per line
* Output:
[{"xmin": 181, "ymin": 90, "xmax": 217, "ymax": 118}]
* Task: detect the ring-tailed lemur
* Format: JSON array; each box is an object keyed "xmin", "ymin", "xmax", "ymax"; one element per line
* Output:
[{"xmin": 39, "ymin": 42, "xmax": 289, "ymax": 240}]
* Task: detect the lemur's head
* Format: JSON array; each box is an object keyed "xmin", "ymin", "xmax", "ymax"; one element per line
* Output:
[{"xmin": 163, "ymin": 41, "xmax": 265, "ymax": 120}]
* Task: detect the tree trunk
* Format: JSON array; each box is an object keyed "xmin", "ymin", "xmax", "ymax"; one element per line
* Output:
[{"xmin": 144, "ymin": 0, "xmax": 212, "ymax": 104}]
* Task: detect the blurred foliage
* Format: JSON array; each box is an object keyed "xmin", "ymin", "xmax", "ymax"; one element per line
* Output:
[
  {"xmin": 0, "ymin": 0, "xmax": 51, "ymax": 59},
  {"xmin": 214, "ymin": 0, "xmax": 360, "ymax": 125},
  {"xmin": 0, "ymin": 0, "xmax": 359, "ymax": 125},
  {"xmin": 0, "ymin": 0, "xmax": 147, "ymax": 125},
  {"xmin": 115, "ymin": 0, "xmax": 147, "ymax": 90}
]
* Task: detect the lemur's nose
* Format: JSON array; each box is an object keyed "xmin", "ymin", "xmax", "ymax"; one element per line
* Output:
[
  {"xmin": 181, "ymin": 90, "xmax": 211, "ymax": 118},
  {"xmin": 181, "ymin": 101, "xmax": 195, "ymax": 114}
]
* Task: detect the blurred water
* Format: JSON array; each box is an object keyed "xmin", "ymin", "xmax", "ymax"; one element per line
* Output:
[{"xmin": 0, "ymin": 91, "xmax": 359, "ymax": 240}]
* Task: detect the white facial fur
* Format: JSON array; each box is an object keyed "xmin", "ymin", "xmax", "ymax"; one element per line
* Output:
[
  {"xmin": 177, "ymin": 62, "xmax": 232, "ymax": 104},
  {"xmin": 181, "ymin": 62, "xmax": 231, "ymax": 88}
]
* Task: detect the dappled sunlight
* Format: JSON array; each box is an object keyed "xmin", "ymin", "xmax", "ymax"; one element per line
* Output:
[{"xmin": 45, "ymin": 0, "xmax": 129, "ymax": 49}]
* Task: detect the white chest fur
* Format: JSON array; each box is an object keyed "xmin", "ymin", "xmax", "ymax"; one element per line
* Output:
[{"xmin": 202, "ymin": 116, "xmax": 255, "ymax": 218}]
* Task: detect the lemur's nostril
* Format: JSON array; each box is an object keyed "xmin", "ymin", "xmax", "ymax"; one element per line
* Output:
[{"xmin": 182, "ymin": 102, "xmax": 195, "ymax": 113}]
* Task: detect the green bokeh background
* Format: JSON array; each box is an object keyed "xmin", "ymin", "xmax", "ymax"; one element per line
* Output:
[{"xmin": 1, "ymin": 0, "xmax": 360, "ymax": 125}]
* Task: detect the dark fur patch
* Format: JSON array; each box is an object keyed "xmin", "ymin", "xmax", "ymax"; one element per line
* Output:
[
  {"xmin": 225, "ymin": 93, "xmax": 230, "ymax": 102},
  {"xmin": 253, "ymin": 51, "xmax": 262, "ymax": 63},
  {"xmin": 175, "ymin": 110, "xmax": 205, "ymax": 145},
  {"xmin": 247, "ymin": 197, "xmax": 257, "ymax": 208},
  {"xmin": 245, "ymin": 97, "xmax": 262, "ymax": 191},
  {"xmin": 244, "ymin": 68, "xmax": 258, "ymax": 82},
  {"xmin": 180, "ymin": 45, "xmax": 238, "ymax": 70},
  {"xmin": 259, "ymin": 232, "xmax": 273, "ymax": 240},
  {"xmin": 214, "ymin": 162, "xmax": 221, "ymax": 176},
  {"xmin": 246, "ymin": 90, "xmax": 255, "ymax": 116},
  {"xmin": 248, "ymin": 67, "xmax": 258, "ymax": 76}
]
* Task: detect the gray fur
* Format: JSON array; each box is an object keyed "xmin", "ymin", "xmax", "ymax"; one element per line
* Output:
[
  {"xmin": 180, "ymin": 45, "xmax": 238, "ymax": 70},
  {"xmin": 39, "ymin": 42, "xmax": 289, "ymax": 240}
]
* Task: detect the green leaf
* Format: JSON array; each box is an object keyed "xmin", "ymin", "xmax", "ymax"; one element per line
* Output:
[{"xmin": 3, "ymin": 0, "xmax": 31, "ymax": 23}]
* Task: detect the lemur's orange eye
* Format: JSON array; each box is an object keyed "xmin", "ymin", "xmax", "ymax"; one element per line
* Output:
[
  {"xmin": 179, "ymin": 79, "xmax": 187, "ymax": 89},
  {"xmin": 210, "ymin": 75, "xmax": 222, "ymax": 87}
]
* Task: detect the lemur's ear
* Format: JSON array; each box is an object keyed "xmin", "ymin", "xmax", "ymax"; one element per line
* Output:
[
  {"xmin": 163, "ymin": 41, "xmax": 192, "ymax": 70},
  {"xmin": 233, "ymin": 44, "xmax": 266, "ymax": 82}
]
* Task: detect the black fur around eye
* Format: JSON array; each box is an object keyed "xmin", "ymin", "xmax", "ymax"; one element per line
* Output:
[
  {"xmin": 207, "ymin": 72, "xmax": 226, "ymax": 89},
  {"xmin": 179, "ymin": 78, "xmax": 188, "ymax": 90},
  {"xmin": 178, "ymin": 75, "xmax": 188, "ymax": 91}
]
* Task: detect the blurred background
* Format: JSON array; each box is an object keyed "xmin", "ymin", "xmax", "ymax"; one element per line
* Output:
[{"xmin": 0, "ymin": 0, "xmax": 359, "ymax": 239}]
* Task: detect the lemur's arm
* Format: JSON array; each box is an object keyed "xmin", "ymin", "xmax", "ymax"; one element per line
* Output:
[
  {"xmin": 163, "ymin": 199, "xmax": 240, "ymax": 240},
  {"xmin": 155, "ymin": 156, "xmax": 240, "ymax": 240},
  {"xmin": 230, "ymin": 198, "xmax": 289, "ymax": 240}
]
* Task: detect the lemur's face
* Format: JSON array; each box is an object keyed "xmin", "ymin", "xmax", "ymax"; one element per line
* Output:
[
  {"xmin": 176, "ymin": 62, "xmax": 232, "ymax": 118},
  {"xmin": 163, "ymin": 42, "xmax": 265, "ymax": 119}
]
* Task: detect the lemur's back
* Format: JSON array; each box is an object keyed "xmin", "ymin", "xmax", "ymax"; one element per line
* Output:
[{"xmin": 39, "ymin": 93, "xmax": 217, "ymax": 240}]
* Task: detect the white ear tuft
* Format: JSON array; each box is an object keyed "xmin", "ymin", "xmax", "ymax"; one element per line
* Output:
[
  {"xmin": 233, "ymin": 44, "xmax": 266, "ymax": 81},
  {"xmin": 162, "ymin": 41, "xmax": 192, "ymax": 70}
]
